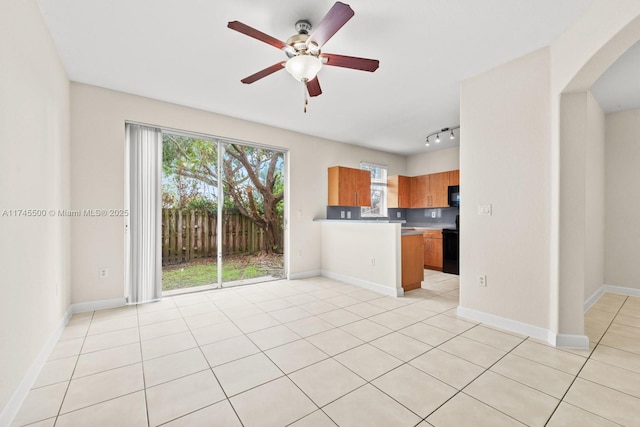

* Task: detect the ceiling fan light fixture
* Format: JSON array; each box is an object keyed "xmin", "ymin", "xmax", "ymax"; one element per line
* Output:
[{"xmin": 285, "ymin": 55, "xmax": 322, "ymax": 82}]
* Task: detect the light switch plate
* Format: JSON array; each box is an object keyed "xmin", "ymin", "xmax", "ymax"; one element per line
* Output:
[{"xmin": 346, "ymin": 211, "xmax": 352, "ymax": 219}]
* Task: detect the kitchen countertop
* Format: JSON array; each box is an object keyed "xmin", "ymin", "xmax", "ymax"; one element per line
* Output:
[
  {"xmin": 313, "ymin": 219, "xmax": 406, "ymax": 223},
  {"xmin": 402, "ymin": 223, "xmax": 457, "ymax": 230},
  {"xmin": 401, "ymin": 230, "xmax": 424, "ymax": 236}
]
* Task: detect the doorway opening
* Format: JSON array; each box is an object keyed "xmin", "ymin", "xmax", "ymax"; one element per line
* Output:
[{"xmin": 161, "ymin": 132, "xmax": 285, "ymax": 295}]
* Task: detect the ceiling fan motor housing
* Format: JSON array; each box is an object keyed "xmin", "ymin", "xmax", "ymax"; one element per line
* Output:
[{"xmin": 295, "ymin": 20, "xmax": 312, "ymax": 35}]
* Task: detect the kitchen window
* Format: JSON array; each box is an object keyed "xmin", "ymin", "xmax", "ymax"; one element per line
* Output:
[{"xmin": 360, "ymin": 161, "xmax": 387, "ymax": 218}]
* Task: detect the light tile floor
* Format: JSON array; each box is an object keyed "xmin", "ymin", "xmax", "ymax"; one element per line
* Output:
[{"xmin": 11, "ymin": 270, "xmax": 640, "ymax": 426}]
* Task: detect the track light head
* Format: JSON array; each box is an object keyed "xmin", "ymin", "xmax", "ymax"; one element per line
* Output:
[{"xmin": 424, "ymin": 125, "xmax": 459, "ymax": 149}]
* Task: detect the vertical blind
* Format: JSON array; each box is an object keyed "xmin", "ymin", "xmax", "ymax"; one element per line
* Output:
[{"xmin": 126, "ymin": 123, "xmax": 162, "ymax": 304}]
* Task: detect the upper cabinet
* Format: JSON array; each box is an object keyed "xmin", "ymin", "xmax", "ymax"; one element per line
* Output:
[
  {"xmin": 328, "ymin": 166, "xmax": 372, "ymax": 207},
  {"xmin": 389, "ymin": 169, "xmax": 460, "ymax": 209},
  {"xmin": 429, "ymin": 171, "xmax": 450, "ymax": 208},
  {"xmin": 387, "ymin": 175, "xmax": 412, "ymax": 208},
  {"xmin": 449, "ymin": 170, "xmax": 460, "ymax": 186},
  {"xmin": 410, "ymin": 174, "xmax": 430, "ymax": 208}
]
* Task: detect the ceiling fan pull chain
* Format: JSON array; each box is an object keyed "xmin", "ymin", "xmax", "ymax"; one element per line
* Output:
[{"xmin": 303, "ymin": 81, "xmax": 309, "ymax": 113}]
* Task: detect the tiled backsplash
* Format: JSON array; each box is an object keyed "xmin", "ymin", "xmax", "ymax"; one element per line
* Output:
[
  {"xmin": 327, "ymin": 206, "xmax": 459, "ymax": 224},
  {"xmin": 407, "ymin": 207, "xmax": 459, "ymax": 225},
  {"xmin": 326, "ymin": 206, "xmax": 362, "ymax": 220}
]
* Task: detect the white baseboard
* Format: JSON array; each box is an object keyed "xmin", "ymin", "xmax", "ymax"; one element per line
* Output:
[
  {"xmin": 71, "ymin": 297, "xmax": 127, "ymax": 313},
  {"xmin": 457, "ymin": 305, "xmax": 590, "ymax": 350},
  {"xmin": 457, "ymin": 306, "xmax": 557, "ymax": 347},
  {"xmin": 288, "ymin": 270, "xmax": 322, "ymax": 280},
  {"xmin": 585, "ymin": 284, "xmax": 640, "ymax": 312},
  {"xmin": 603, "ymin": 284, "xmax": 640, "ymax": 297},
  {"xmin": 0, "ymin": 305, "xmax": 73, "ymax": 427},
  {"xmin": 320, "ymin": 270, "xmax": 403, "ymax": 297},
  {"xmin": 584, "ymin": 287, "xmax": 605, "ymax": 312}
]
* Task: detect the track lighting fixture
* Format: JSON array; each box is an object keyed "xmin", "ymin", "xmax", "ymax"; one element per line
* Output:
[{"xmin": 424, "ymin": 125, "xmax": 460, "ymax": 148}]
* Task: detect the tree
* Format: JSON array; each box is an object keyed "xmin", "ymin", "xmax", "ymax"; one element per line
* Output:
[
  {"xmin": 224, "ymin": 144, "xmax": 284, "ymax": 254},
  {"xmin": 162, "ymin": 135, "xmax": 284, "ymax": 254}
]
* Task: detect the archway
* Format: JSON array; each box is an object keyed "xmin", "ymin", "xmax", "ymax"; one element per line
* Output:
[{"xmin": 555, "ymin": 11, "xmax": 640, "ymax": 346}]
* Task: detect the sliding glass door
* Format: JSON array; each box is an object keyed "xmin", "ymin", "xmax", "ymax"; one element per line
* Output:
[
  {"xmin": 159, "ymin": 132, "xmax": 285, "ymax": 294},
  {"xmin": 220, "ymin": 142, "xmax": 285, "ymax": 286}
]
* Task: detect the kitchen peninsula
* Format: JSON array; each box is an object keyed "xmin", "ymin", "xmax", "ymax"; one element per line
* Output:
[{"xmin": 315, "ymin": 219, "xmax": 424, "ymax": 297}]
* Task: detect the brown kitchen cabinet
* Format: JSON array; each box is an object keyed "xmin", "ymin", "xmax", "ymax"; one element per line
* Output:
[
  {"xmin": 327, "ymin": 166, "xmax": 372, "ymax": 207},
  {"xmin": 410, "ymin": 172, "xmax": 449, "ymax": 208},
  {"xmin": 449, "ymin": 169, "xmax": 460, "ymax": 186},
  {"xmin": 429, "ymin": 172, "xmax": 449, "ymax": 207},
  {"xmin": 410, "ymin": 175, "xmax": 430, "ymax": 207},
  {"xmin": 387, "ymin": 175, "xmax": 412, "ymax": 208},
  {"xmin": 423, "ymin": 229, "xmax": 443, "ymax": 270},
  {"xmin": 401, "ymin": 233, "xmax": 424, "ymax": 291}
]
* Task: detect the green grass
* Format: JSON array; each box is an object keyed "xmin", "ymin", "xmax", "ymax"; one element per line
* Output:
[{"xmin": 162, "ymin": 257, "xmax": 281, "ymax": 291}]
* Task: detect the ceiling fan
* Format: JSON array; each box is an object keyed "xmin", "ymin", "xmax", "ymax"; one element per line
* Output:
[{"xmin": 227, "ymin": 1, "xmax": 379, "ymax": 99}]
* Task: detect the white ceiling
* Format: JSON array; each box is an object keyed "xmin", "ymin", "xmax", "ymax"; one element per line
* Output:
[{"xmin": 36, "ymin": 0, "xmax": 595, "ymax": 155}]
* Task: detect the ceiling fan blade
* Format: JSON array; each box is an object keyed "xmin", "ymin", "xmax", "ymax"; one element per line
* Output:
[
  {"xmin": 306, "ymin": 77, "xmax": 322, "ymax": 97},
  {"xmin": 322, "ymin": 53, "xmax": 379, "ymax": 72},
  {"xmin": 228, "ymin": 21, "xmax": 293, "ymax": 54},
  {"xmin": 241, "ymin": 62, "xmax": 286, "ymax": 84},
  {"xmin": 307, "ymin": 2, "xmax": 354, "ymax": 48}
]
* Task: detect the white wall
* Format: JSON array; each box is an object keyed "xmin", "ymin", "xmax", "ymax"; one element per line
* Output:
[
  {"xmin": 406, "ymin": 147, "xmax": 460, "ymax": 176},
  {"xmin": 70, "ymin": 83, "xmax": 406, "ymax": 304},
  {"xmin": 605, "ymin": 107, "xmax": 640, "ymax": 290},
  {"xmin": 320, "ymin": 222, "xmax": 402, "ymax": 296},
  {"xmin": 0, "ymin": 0, "xmax": 70, "ymax": 417},
  {"xmin": 585, "ymin": 93, "xmax": 606, "ymax": 300},
  {"xmin": 459, "ymin": 48, "xmax": 552, "ymax": 330}
]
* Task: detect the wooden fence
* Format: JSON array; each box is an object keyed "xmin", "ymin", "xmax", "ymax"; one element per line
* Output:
[{"xmin": 162, "ymin": 209, "xmax": 265, "ymax": 266}]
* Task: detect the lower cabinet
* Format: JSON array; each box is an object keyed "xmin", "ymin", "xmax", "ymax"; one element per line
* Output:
[
  {"xmin": 401, "ymin": 234, "xmax": 424, "ymax": 291},
  {"xmin": 423, "ymin": 230, "xmax": 443, "ymax": 270}
]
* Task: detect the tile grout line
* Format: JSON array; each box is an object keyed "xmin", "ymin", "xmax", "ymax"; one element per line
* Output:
[
  {"xmin": 135, "ymin": 302, "xmax": 152, "ymax": 427},
  {"xmin": 541, "ymin": 294, "xmax": 629, "ymax": 426},
  {"xmin": 151, "ymin": 300, "xmax": 248, "ymax": 427},
  {"xmin": 205, "ymin": 278, "xmax": 462, "ymax": 425},
  {"xmin": 36, "ymin": 278, "xmax": 640, "ymax": 426},
  {"xmin": 411, "ymin": 327, "xmax": 531, "ymax": 426},
  {"xmin": 49, "ymin": 310, "xmax": 96, "ymax": 427}
]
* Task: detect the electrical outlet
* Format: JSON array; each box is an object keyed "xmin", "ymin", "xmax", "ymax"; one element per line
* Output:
[
  {"xmin": 396, "ymin": 211, "xmax": 401, "ymax": 218},
  {"xmin": 370, "ymin": 257, "xmax": 375, "ymax": 266},
  {"xmin": 346, "ymin": 211, "xmax": 352, "ymax": 219},
  {"xmin": 431, "ymin": 211, "xmax": 436, "ymax": 218},
  {"xmin": 478, "ymin": 204, "xmax": 492, "ymax": 216},
  {"xmin": 478, "ymin": 275, "xmax": 487, "ymax": 287},
  {"xmin": 99, "ymin": 268, "xmax": 109, "ymax": 278},
  {"xmin": 340, "ymin": 211, "xmax": 345, "ymax": 219}
]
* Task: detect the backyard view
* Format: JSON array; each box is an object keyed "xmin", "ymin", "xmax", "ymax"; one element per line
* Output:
[{"xmin": 162, "ymin": 134, "xmax": 285, "ymax": 292}]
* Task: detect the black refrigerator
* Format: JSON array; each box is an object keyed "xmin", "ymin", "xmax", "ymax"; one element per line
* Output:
[{"xmin": 442, "ymin": 229, "xmax": 459, "ymax": 275}]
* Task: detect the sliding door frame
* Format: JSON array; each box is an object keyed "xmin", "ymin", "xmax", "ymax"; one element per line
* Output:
[{"xmin": 124, "ymin": 121, "xmax": 289, "ymax": 295}]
